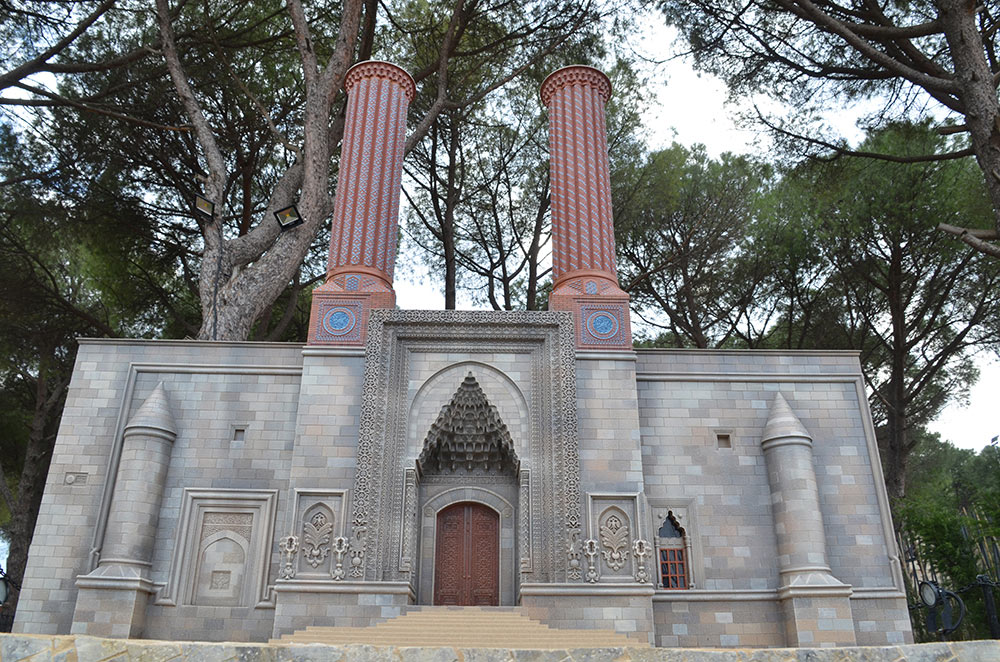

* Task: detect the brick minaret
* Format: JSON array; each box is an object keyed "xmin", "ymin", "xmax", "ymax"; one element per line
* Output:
[
  {"xmin": 308, "ymin": 60, "xmax": 415, "ymax": 345},
  {"xmin": 541, "ymin": 65, "xmax": 631, "ymax": 350}
]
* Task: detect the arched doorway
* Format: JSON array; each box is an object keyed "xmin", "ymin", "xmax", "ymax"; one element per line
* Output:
[{"xmin": 433, "ymin": 502, "xmax": 500, "ymax": 605}]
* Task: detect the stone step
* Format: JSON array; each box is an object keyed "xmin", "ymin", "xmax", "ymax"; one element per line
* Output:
[{"xmin": 272, "ymin": 606, "xmax": 647, "ymax": 648}]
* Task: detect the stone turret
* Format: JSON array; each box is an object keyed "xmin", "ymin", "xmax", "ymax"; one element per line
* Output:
[
  {"xmin": 72, "ymin": 382, "xmax": 178, "ymax": 638},
  {"xmin": 761, "ymin": 393, "xmax": 855, "ymax": 646}
]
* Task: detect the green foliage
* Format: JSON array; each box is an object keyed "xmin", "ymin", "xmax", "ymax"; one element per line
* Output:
[
  {"xmin": 896, "ymin": 431, "xmax": 1000, "ymax": 641},
  {"xmin": 613, "ymin": 142, "xmax": 774, "ymax": 347}
]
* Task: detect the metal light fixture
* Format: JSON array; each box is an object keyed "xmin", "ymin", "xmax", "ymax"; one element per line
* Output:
[
  {"xmin": 918, "ymin": 579, "xmax": 966, "ymax": 636},
  {"xmin": 274, "ymin": 204, "xmax": 303, "ymax": 231},
  {"xmin": 195, "ymin": 195, "xmax": 215, "ymax": 217},
  {"xmin": 919, "ymin": 580, "xmax": 941, "ymax": 607}
]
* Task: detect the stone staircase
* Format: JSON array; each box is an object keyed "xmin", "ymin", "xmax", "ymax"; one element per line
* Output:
[{"xmin": 271, "ymin": 606, "xmax": 649, "ymax": 648}]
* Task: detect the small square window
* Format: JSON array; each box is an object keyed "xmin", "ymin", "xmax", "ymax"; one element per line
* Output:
[
  {"xmin": 716, "ymin": 433, "xmax": 732, "ymax": 449},
  {"xmin": 232, "ymin": 427, "xmax": 246, "ymax": 445}
]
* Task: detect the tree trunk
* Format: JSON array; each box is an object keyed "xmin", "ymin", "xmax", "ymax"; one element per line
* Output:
[
  {"xmin": 883, "ymin": 243, "xmax": 908, "ymax": 500},
  {"xmin": 938, "ymin": 0, "xmax": 1000, "ymax": 234},
  {"xmin": 525, "ymin": 182, "xmax": 549, "ymax": 311},
  {"xmin": 1, "ymin": 363, "xmax": 66, "ymax": 619},
  {"xmin": 443, "ymin": 120, "xmax": 461, "ymax": 310}
]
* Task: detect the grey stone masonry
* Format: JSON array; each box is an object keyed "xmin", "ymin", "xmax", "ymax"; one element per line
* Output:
[
  {"xmin": 72, "ymin": 382, "xmax": 178, "ymax": 638},
  {"xmin": 1, "ymin": 633, "xmax": 997, "ymax": 662},
  {"xmin": 761, "ymin": 393, "xmax": 854, "ymax": 646},
  {"xmin": 636, "ymin": 349, "xmax": 910, "ymax": 647},
  {"xmin": 15, "ymin": 335, "xmax": 911, "ymax": 648}
]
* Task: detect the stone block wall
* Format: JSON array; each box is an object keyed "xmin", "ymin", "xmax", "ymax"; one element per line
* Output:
[
  {"xmin": 652, "ymin": 598, "xmax": 784, "ymax": 648},
  {"xmin": 575, "ymin": 354, "xmax": 644, "ymax": 495},
  {"xmin": 635, "ymin": 349, "xmax": 911, "ymax": 646},
  {"xmin": 16, "ymin": 340, "xmax": 306, "ymax": 640},
  {"xmin": 520, "ymin": 590, "xmax": 654, "ymax": 644},
  {"xmin": 271, "ymin": 585, "xmax": 410, "ymax": 635},
  {"xmin": 851, "ymin": 596, "xmax": 914, "ymax": 645}
]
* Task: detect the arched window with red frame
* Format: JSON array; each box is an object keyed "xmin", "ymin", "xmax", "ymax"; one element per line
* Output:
[{"xmin": 657, "ymin": 513, "xmax": 688, "ymax": 590}]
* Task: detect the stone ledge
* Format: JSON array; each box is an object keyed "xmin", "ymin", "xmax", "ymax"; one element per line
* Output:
[{"xmin": 2, "ymin": 634, "xmax": 998, "ymax": 662}]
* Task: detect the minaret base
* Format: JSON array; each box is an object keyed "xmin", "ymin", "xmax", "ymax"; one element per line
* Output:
[
  {"xmin": 779, "ymin": 581, "xmax": 856, "ymax": 647},
  {"xmin": 72, "ymin": 564, "xmax": 155, "ymax": 638},
  {"xmin": 549, "ymin": 273, "xmax": 631, "ymax": 350},
  {"xmin": 308, "ymin": 275, "xmax": 395, "ymax": 346}
]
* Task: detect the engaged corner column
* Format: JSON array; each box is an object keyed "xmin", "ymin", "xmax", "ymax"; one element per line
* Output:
[
  {"xmin": 761, "ymin": 393, "xmax": 856, "ymax": 647},
  {"xmin": 72, "ymin": 382, "xmax": 177, "ymax": 639},
  {"xmin": 308, "ymin": 60, "xmax": 415, "ymax": 346},
  {"xmin": 541, "ymin": 65, "xmax": 631, "ymax": 350}
]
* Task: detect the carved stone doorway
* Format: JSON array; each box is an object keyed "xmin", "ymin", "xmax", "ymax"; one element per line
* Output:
[{"xmin": 433, "ymin": 502, "xmax": 500, "ymax": 605}]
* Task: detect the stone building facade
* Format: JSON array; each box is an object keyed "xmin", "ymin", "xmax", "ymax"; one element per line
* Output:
[{"xmin": 13, "ymin": 62, "xmax": 912, "ymax": 648}]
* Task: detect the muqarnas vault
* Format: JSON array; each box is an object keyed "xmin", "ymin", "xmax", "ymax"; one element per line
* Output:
[{"xmin": 14, "ymin": 62, "xmax": 912, "ymax": 647}]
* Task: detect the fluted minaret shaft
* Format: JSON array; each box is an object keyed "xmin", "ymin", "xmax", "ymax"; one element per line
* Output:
[
  {"xmin": 308, "ymin": 61, "xmax": 415, "ymax": 346},
  {"xmin": 541, "ymin": 66, "xmax": 617, "ymax": 282},
  {"xmin": 541, "ymin": 65, "xmax": 631, "ymax": 350},
  {"xmin": 328, "ymin": 61, "xmax": 415, "ymax": 283}
]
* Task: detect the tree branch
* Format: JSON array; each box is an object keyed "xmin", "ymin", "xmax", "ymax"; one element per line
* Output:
[
  {"xmin": 2, "ymin": 82, "xmax": 194, "ymax": 133},
  {"xmin": 938, "ymin": 222, "xmax": 1000, "ymax": 258},
  {"xmin": 781, "ymin": 0, "xmax": 960, "ymax": 94},
  {"xmin": 155, "ymin": 0, "xmax": 228, "ymax": 203},
  {"xmin": 759, "ymin": 108, "xmax": 975, "ymax": 162},
  {"xmin": 0, "ymin": 0, "xmax": 117, "ymax": 92}
]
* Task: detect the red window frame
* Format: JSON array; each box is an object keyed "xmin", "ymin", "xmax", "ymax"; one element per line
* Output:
[{"xmin": 659, "ymin": 547, "xmax": 687, "ymax": 589}]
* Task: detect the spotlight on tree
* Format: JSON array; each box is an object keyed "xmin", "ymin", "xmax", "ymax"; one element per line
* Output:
[
  {"xmin": 195, "ymin": 195, "xmax": 215, "ymax": 217},
  {"xmin": 274, "ymin": 205, "xmax": 303, "ymax": 232}
]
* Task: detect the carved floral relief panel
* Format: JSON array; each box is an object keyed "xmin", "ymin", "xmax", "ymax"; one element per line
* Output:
[
  {"xmin": 287, "ymin": 489, "xmax": 346, "ymax": 578},
  {"xmin": 587, "ymin": 494, "xmax": 642, "ymax": 580}
]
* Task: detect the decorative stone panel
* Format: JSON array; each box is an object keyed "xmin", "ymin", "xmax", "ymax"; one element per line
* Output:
[
  {"xmin": 156, "ymin": 489, "xmax": 277, "ymax": 608},
  {"xmin": 285, "ymin": 489, "xmax": 347, "ymax": 578},
  {"xmin": 587, "ymin": 494, "xmax": 642, "ymax": 581}
]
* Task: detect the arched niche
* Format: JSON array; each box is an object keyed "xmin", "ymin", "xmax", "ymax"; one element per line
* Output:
[{"xmin": 193, "ymin": 530, "xmax": 249, "ymax": 606}]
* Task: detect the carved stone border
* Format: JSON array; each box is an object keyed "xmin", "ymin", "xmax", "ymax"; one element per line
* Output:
[{"xmin": 350, "ymin": 310, "xmax": 581, "ymax": 584}]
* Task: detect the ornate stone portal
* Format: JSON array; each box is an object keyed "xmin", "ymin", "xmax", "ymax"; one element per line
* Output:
[{"xmin": 349, "ymin": 310, "xmax": 582, "ymax": 595}]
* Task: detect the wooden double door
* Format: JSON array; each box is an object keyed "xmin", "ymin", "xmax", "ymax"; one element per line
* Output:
[{"xmin": 433, "ymin": 502, "xmax": 500, "ymax": 605}]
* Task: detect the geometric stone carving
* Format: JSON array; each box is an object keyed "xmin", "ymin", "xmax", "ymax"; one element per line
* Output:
[{"xmin": 417, "ymin": 373, "xmax": 519, "ymax": 476}]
